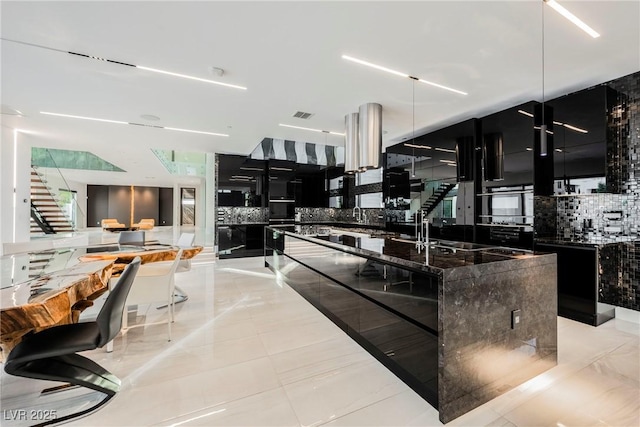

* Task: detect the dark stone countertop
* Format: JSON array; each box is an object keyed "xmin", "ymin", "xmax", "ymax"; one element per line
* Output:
[
  {"xmin": 218, "ymin": 222, "xmax": 269, "ymax": 226},
  {"xmin": 273, "ymin": 226, "xmax": 541, "ymax": 276},
  {"xmin": 536, "ymin": 236, "xmax": 639, "ymax": 248}
]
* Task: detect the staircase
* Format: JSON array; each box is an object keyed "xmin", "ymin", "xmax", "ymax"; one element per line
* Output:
[
  {"xmin": 30, "ymin": 167, "xmax": 75, "ymax": 234},
  {"xmin": 421, "ymin": 183, "xmax": 456, "ymax": 216}
]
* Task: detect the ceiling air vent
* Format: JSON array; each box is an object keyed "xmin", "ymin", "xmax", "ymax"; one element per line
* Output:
[{"xmin": 293, "ymin": 111, "xmax": 314, "ymax": 120}]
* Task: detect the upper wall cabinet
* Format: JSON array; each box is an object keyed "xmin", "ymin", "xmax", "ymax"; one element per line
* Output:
[
  {"xmin": 546, "ymin": 85, "xmax": 611, "ymax": 181},
  {"xmin": 479, "ymin": 101, "xmax": 537, "ymax": 189},
  {"xmin": 217, "ymin": 155, "xmax": 267, "ymax": 207},
  {"xmin": 386, "ymin": 118, "xmax": 477, "ymax": 183}
]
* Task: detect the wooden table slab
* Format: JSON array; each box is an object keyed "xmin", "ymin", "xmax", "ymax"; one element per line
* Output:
[
  {"xmin": 77, "ymin": 245, "xmax": 203, "ymax": 275},
  {"xmin": 0, "ymin": 260, "xmax": 114, "ymax": 360}
]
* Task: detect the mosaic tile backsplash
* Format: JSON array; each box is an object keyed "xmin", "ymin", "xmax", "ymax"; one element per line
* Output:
[
  {"xmin": 295, "ymin": 207, "xmax": 385, "ymax": 227},
  {"xmin": 217, "ymin": 207, "xmax": 268, "ymax": 224},
  {"xmin": 553, "ymin": 72, "xmax": 640, "ymax": 311},
  {"xmin": 607, "ymin": 72, "xmax": 639, "ymax": 196},
  {"xmin": 555, "ymin": 194, "xmax": 639, "ymax": 242}
]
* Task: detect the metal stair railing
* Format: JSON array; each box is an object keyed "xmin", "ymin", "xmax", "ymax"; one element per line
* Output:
[
  {"xmin": 30, "ymin": 148, "xmax": 86, "ymax": 233},
  {"xmin": 30, "ymin": 201, "xmax": 56, "ymax": 234},
  {"xmin": 30, "ymin": 166, "xmax": 74, "ymax": 234}
]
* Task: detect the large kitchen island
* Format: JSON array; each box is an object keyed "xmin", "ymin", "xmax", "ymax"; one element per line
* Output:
[{"xmin": 265, "ymin": 226, "xmax": 558, "ymax": 423}]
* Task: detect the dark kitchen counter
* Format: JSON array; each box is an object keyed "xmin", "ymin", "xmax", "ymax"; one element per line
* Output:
[
  {"xmin": 273, "ymin": 225, "xmax": 537, "ymax": 276},
  {"xmin": 535, "ymin": 236, "xmax": 639, "ymax": 248},
  {"xmin": 265, "ymin": 225, "xmax": 557, "ymax": 423}
]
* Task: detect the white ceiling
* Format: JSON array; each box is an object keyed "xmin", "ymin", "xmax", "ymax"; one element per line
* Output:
[{"xmin": 1, "ymin": 1, "xmax": 638, "ymax": 187}]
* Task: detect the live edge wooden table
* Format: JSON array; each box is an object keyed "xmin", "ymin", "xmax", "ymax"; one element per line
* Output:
[
  {"xmin": 77, "ymin": 244, "xmax": 203, "ymax": 275},
  {"xmin": 0, "ymin": 259, "xmax": 115, "ymax": 361},
  {"xmin": 0, "ymin": 244, "xmax": 203, "ymax": 361}
]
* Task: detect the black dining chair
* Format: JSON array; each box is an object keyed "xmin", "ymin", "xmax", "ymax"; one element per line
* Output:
[{"xmin": 3, "ymin": 258, "xmax": 141, "ymax": 425}]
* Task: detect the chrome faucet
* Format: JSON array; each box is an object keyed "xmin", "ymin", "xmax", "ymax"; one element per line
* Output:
[
  {"xmin": 352, "ymin": 206, "xmax": 361, "ymax": 223},
  {"xmin": 415, "ymin": 210, "xmax": 429, "ymax": 265}
]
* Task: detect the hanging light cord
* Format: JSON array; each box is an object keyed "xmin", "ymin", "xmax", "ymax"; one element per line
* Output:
[
  {"xmin": 542, "ymin": 1, "xmax": 545, "ymax": 128},
  {"xmin": 411, "ymin": 78, "xmax": 416, "ymax": 177},
  {"xmin": 412, "ymin": 78, "xmax": 416, "ymax": 144}
]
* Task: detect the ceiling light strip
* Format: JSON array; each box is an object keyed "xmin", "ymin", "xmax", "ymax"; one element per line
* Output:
[
  {"xmin": 417, "ymin": 78, "xmax": 468, "ymax": 96},
  {"xmin": 518, "ymin": 110, "xmax": 588, "ymax": 133},
  {"xmin": 341, "ymin": 55, "xmax": 408, "ymax": 78},
  {"xmin": 434, "ymin": 147, "xmax": 456, "ymax": 153},
  {"xmin": 135, "ymin": 66, "xmax": 247, "ymax": 90},
  {"xmin": 41, "ymin": 111, "xmax": 128, "ymax": 125},
  {"xmin": 279, "ymin": 123, "xmax": 345, "ymax": 136},
  {"xmin": 562, "ymin": 123, "xmax": 588, "ymax": 133},
  {"xmin": 517, "ymin": 110, "xmax": 534, "ymax": 118},
  {"xmin": 342, "ymin": 55, "xmax": 467, "ymax": 95},
  {"xmin": 9, "ymin": 39, "xmax": 250, "ymax": 90},
  {"xmin": 65, "ymin": 48, "xmax": 247, "ymax": 89},
  {"xmin": 164, "ymin": 127, "xmax": 228, "ymax": 137},
  {"xmin": 544, "ymin": 0, "xmax": 600, "ymax": 38},
  {"xmin": 41, "ymin": 111, "xmax": 228, "ymax": 137},
  {"xmin": 404, "ymin": 143, "xmax": 432, "ymax": 149}
]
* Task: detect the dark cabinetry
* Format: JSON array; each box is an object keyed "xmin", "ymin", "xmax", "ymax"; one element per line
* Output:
[
  {"xmin": 535, "ymin": 242, "xmax": 614, "ymax": 326},
  {"xmin": 218, "ymin": 225, "xmax": 266, "ymax": 259}
]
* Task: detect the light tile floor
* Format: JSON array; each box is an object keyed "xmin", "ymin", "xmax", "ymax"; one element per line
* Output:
[{"xmin": 2, "ymin": 228, "xmax": 639, "ymax": 426}]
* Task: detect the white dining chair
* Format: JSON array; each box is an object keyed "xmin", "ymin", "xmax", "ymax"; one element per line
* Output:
[
  {"xmin": 122, "ymin": 249, "xmax": 183, "ymax": 341},
  {"xmin": 175, "ymin": 232, "xmax": 195, "ymax": 272}
]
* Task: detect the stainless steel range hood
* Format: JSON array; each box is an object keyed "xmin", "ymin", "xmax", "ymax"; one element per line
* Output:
[
  {"xmin": 358, "ymin": 103, "xmax": 382, "ymax": 171},
  {"xmin": 344, "ymin": 112, "xmax": 359, "ymax": 174}
]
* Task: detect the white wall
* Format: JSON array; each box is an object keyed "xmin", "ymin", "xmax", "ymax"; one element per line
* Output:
[
  {"xmin": 0, "ymin": 126, "xmax": 6, "ymax": 254},
  {"xmin": 1, "ymin": 128, "xmax": 31, "ymax": 249}
]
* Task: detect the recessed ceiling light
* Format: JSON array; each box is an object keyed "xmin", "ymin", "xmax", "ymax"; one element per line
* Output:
[
  {"xmin": 518, "ymin": 110, "xmax": 534, "ymax": 118},
  {"xmin": 240, "ymin": 167, "xmax": 264, "ymax": 171},
  {"xmin": 41, "ymin": 111, "xmax": 228, "ymax": 137},
  {"xmin": 526, "ymin": 147, "xmax": 533, "ymax": 151},
  {"xmin": 446, "ymin": 163, "xmax": 457, "ymax": 167},
  {"xmin": 439, "ymin": 159, "xmax": 456, "ymax": 164},
  {"xmin": 342, "ymin": 55, "xmax": 467, "ymax": 96},
  {"xmin": 279, "ymin": 123, "xmax": 345, "ymax": 136},
  {"xmin": 270, "ymin": 166, "xmax": 293, "ymax": 171},
  {"xmin": 544, "ymin": 0, "xmax": 600, "ymax": 38},
  {"xmin": 404, "ymin": 143, "xmax": 432, "ymax": 149}
]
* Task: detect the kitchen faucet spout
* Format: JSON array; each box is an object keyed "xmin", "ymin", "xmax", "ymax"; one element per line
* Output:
[{"xmin": 352, "ymin": 206, "xmax": 361, "ymax": 222}]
